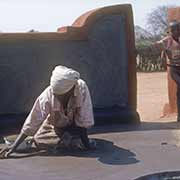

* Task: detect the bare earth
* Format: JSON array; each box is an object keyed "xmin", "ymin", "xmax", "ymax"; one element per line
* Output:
[{"xmin": 137, "ymin": 72, "xmax": 177, "ymax": 122}]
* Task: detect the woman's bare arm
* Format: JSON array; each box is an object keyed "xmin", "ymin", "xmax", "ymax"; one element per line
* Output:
[{"xmin": 0, "ymin": 132, "xmax": 28, "ymax": 158}]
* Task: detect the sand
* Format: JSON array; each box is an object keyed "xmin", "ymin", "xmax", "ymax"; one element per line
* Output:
[{"xmin": 137, "ymin": 72, "xmax": 177, "ymax": 122}]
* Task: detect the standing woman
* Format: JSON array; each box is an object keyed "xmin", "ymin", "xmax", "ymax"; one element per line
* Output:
[{"xmin": 152, "ymin": 21, "xmax": 180, "ymax": 121}]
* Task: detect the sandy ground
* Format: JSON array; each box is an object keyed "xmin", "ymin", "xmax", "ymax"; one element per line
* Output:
[{"xmin": 137, "ymin": 72, "xmax": 177, "ymax": 122}]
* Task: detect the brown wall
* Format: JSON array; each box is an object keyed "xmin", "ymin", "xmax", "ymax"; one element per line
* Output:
[{"xmin": 0, "ymin": 4, "xmax": 139, "ymax": 129}]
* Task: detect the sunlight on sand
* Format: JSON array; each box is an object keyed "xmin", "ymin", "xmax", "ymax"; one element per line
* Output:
[{"xmin": 137, "ymin": 72, "xmax": 176, "ymax": 122}]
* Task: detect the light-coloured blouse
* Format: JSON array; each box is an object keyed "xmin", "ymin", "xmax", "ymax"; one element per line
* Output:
[{"xmin": 21, "ymin": 79, "xmax": 94, "ymax": 136}]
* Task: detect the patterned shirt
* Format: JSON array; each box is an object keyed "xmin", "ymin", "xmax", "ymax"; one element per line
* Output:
[
  {"xmin": 21, "ymin": 79, "xmax": 94, "ymax": 136},
  {"xmin": 157, "ymin": 36, "xmax": 180, "ymax": 66}
]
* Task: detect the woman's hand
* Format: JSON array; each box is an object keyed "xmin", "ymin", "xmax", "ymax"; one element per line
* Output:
[
  {"xmin": 0, "ymin": 146, "xmax": 13, "ymax": 159},
  {"xmin": 88, "ymin": 139, "xmax": 97, "ymax": 150},
  {"xmin": 0, "ymin": 132, "xmax": 28, "ymax": 159}
]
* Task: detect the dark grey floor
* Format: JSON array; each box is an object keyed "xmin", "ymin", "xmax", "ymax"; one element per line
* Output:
[{"xmin": 1, "ymin": 122, "xmax": 180, "ymax": 180}]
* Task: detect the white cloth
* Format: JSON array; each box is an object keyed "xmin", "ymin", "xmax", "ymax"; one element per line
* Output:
[
  {"xmin": 50, "ymin": 66, "xmax": 80, "ymax": 95},
  {"xmin": 21, "ymin": 79, "xmax": 94, "ymax": 136}
]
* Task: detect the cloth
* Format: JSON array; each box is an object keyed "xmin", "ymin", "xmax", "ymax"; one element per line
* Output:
[
  {"xmin": 157, "ymin": 36, "xmax": 180, "ymax": 66},
  {"xmin": 33, "ymin": 117, "xmax": 84, "ymax": 150},
  {"xmin": 50, "ymin": 66, "xmax": 80, "ymax": 95},
  {"xmin": 21, "ymin": 79, "xmax": 94, "ymax": 137},
  {"xmin": 170, "ymin": 66, "xmax": 180, "ymax": 120}
]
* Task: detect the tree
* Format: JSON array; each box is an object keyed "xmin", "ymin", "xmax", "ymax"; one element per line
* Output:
[{"xmin": 146, "ymin": 5, "xmax": 174, "ymax": 37}]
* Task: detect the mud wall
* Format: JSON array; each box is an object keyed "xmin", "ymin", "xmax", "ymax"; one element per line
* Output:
[{"xmin": 0, "ymin": 4, "xmax": 139, "ymax": 128}]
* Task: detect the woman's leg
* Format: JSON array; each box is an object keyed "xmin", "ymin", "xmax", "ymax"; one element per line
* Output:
[{"xmin": 170, "ymin": 66, "xmax": 180, "ymax": 121}]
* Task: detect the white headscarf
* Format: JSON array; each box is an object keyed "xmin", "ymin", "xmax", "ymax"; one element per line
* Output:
[{"xmin": 50, "ymin": 66, "xmax": 80, "ymax": 95}]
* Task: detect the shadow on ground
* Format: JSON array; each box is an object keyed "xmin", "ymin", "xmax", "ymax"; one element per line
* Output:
[
  {"xmin": 2, "ymin": 121, "xmax": 180, "ymax": 138},
  {"xmin": 1, "ymin": 138, "xmax": 139, "ymax": 166},
  {"xmin": 89, "ymin": 121, "xmax": 180, "ymax": 134}
]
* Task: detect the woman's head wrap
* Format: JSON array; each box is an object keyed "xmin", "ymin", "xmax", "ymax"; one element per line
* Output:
[{"xmin": 50, "ymin": 66, "xmax": 80, "ymax": 95}]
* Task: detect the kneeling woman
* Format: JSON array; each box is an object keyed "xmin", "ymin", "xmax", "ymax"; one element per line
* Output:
[{"xmin": 1, "ymin": 65, "xmax": 95, "ymax": 158}]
